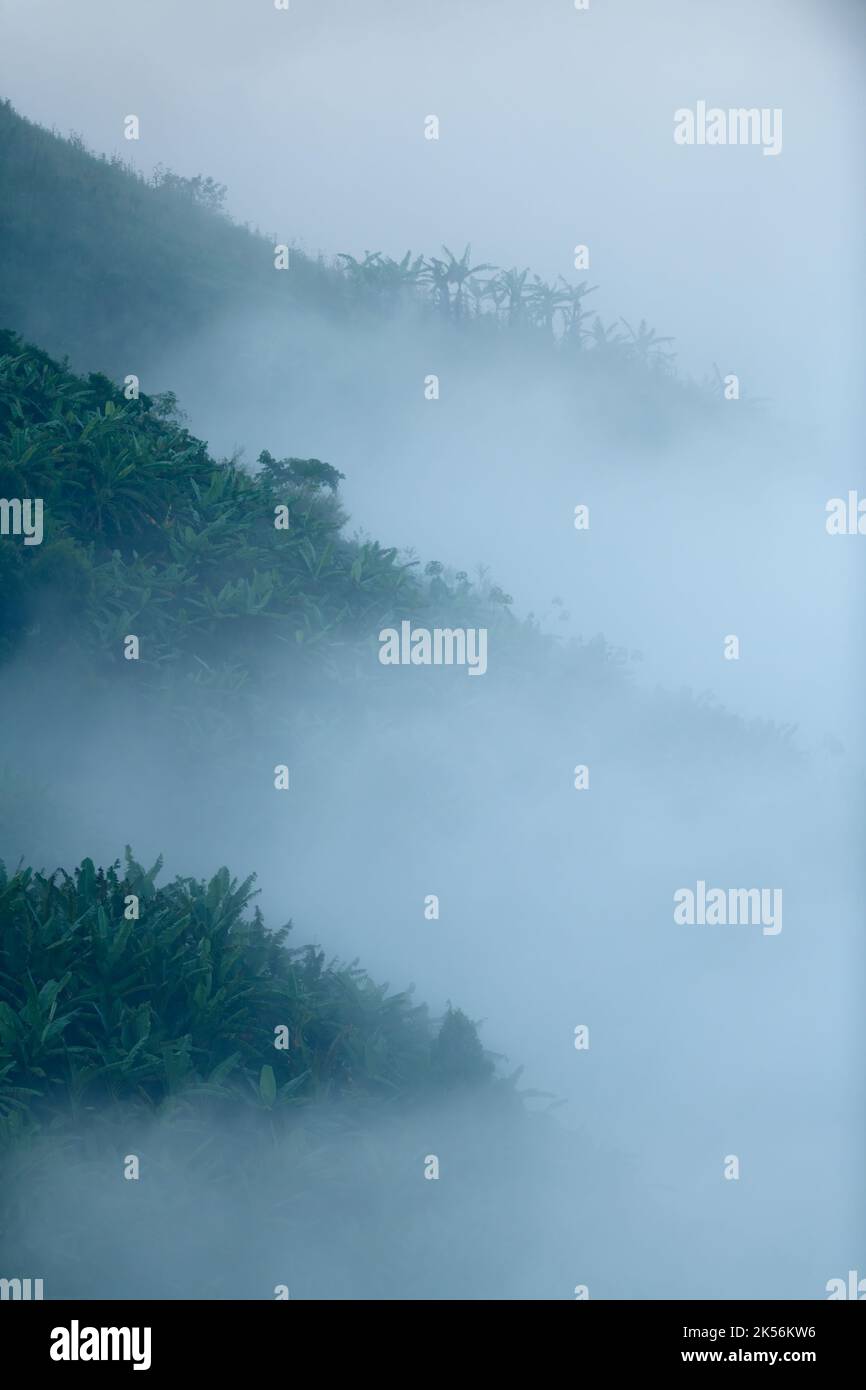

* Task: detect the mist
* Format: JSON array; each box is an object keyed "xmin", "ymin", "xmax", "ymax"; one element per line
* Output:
[{"xmin": 0, "ymin": 0, "xmax": 863, "ymax": 1301}]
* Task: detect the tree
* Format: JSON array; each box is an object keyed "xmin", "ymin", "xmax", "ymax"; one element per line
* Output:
[
  {"xmin": 491, "ymin": 266, "xmax": 531, "ymax": 327},
  {"xmin": 527, "ymin": 275, "xmax": 573, "ymax": 336},
  {"xmin": 438, "ymin": 244, "xmax": 496, "ymax": 319},
  {"xmin": 619, "ymin": 318, "xmax": 676, "ymax": 369},
  {"xmin": 561, "ymin": 281, "xmax": 598, "ymax": 346}
]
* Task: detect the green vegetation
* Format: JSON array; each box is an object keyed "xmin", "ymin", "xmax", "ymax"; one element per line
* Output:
[
  {"xmin": 0, "ymin": 327, "xmax": 511, "ymax": 1150},
  {"xmin": 0, "ymin": 323, "xmax": 503, "ymax": 1136},
  {"xmin": 0, "ymin": 98, "xmax": 737, "ymax": 417},
  {"xmin": 0, "ymin": 849, "xmax": 494, "ymax": 1150},
  {"xmin": 0, "ymin": 328, "xmax": 516, "ymax": 688},
  {"xmin": 0, "ymin": 99, "xmax": 787, "ymax": 1179}
]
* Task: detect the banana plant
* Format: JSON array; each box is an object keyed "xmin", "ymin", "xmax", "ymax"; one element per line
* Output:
[{"xmin": 438, "ymin": 245, "xmax": 496, "ymax": 319}]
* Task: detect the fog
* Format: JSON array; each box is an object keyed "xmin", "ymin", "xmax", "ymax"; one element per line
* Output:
[{"xmin": 1, "ymin": 0, "xmax": 864, "ymax": 1300}]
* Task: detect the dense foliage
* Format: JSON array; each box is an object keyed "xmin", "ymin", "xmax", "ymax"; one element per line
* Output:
[
  {"xmin": 0, "ymin": 849, "xmax": 494, "ymax": 1148},
  {"xmin": 0, "ymin": 328, "xmax": 515, "ymax": 686}
]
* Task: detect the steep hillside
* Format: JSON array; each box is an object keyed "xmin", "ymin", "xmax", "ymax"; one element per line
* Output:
[{"xmin": 0, "ymin": 98, "xmax": 729, "ymax": 432}]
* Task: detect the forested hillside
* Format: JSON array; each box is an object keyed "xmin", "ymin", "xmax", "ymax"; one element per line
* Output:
[
  {"xmin": 0, "ymin": 98, "xmax": 806, "ymax": 1302},
  {"xmin": 0, "ymin": 97, "xmax": 734, "ymax": 433},
  {"xmin": 0, "ymin": 327, "xmax": 513, "ymax": 677}
]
